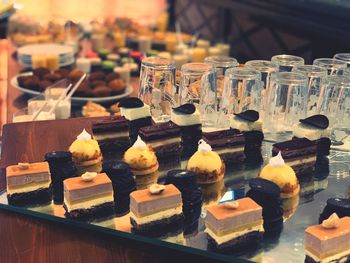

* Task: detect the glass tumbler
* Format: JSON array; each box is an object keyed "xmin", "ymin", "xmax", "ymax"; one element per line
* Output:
[
  {"xmin": 139, "ymin": 56, "xmax": 176, "ymax": 122},
  {"xmin": 292, "ymin": 65, "xmax": 328, "ymax": 116},
  {"xmin": 264, "ymin": 72, "xmax": 308, "ymax": 133},
  {"xmin": 333, "ymin": 53, "xmax": 350, "ymax": 67},
  {"xmin": 313, "ymin": 58, "xmax": 347, "ymax": 75},
  {"xmin": 271, "ymin": 54, "xmax": 304, "ymax": 72},
  {"xmin": 218, "ymin": 67, "xmax": 262, "ymax": 128},
  {"xmin": 179, "ymin": 63, "xmax": 216, "ymax": 127}
]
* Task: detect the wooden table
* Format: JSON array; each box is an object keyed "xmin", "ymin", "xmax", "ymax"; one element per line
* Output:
[{"xmin": 0, "ymin": 41, "xmax": 224, "ymax": 263}]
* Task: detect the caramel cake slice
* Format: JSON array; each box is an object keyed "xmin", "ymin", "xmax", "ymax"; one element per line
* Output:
[
  {"xmin": 130, "ymin": 184, "xmax": 184, "ymax": 238},
  {"xmin": 203, "ymin": 128, "xmax": 245, "ymax": 165},
  {"xmin": 272, "ymin": 138, "xmax": 317, "ymax": 176},
  {"xmin": 92, "ymin": 116, "xmax": 130, "ymax": 153},
  {"xmin": 63, "ymin": 172, "xmax": 115, "ymax": 226},
  {"xmin": 139, "ymin": 121, "xmax": 182, "ymax": 163},
  {"xmin": 205, "ymin": 197, "xmax": 263, "ymax": 253},
  {"xmin": 6, "ymin": 162, "xmax": 52, "ymax": 206},
  {"xmin": 305, "ymin": 215, "xmax": 350, "ymax": 263}
]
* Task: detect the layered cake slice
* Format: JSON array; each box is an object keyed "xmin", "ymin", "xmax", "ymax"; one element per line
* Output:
[
  {"xmin": 293, "ymin": 115, "xmax": 331, "ymax": 156},
  {"xmin": 205, "ymin": 197, "xmax": 264, "ymax": 253},
  {"xmin": 272, "ymin": 138, "xmax": 317, "ymax": 176},
  {"xmin": 92, "ymin": 116, "xmax": 130, "ymax": 154},
  {"xmin": 305, "ymin": 215, "xmax": 350, "ymax": 263},
  {"xmin": 202, "ymin": 128, "xmax": 245, "ymax": 165},
  {"xmin": 130, "ymin": 184, "xmax": 184, "ymax": 240},
  {"xmin": 63, "ymin": 172, "xmax": 116, "ymax": 227},
  {"xmin": 119, "ymin": 97, "xmax": 152, "ymax": 144},
  {"xmin": 171, "ymin": 103, "xmax": 202, "ymax": 157},
  {"xmin": 230, "ymin": 110, "xmax": 263, "ymax": 163},
  {"xmin": 6, "ymin": 162, "xmax": 52, "ymax": 206},
  {"xmin": 139, "ymin": 121, "xmax": 182, "ymax": 164}
]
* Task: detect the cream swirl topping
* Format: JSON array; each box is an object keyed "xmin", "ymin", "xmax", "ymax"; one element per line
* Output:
[
  {"xmin": 77, "ymin": 129, "xmax": 92, "ymax": 141},
  {"xmin": 269, "ymin": 152, "xmax": 285, "ymax": 166}
]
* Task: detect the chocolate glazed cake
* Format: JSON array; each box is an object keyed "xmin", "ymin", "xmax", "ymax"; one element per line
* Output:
[
  {"xmin": 203, "ymin": 129, "xmax": 245, "ymax": 165},
  {"xmin": 119, "ymin": 97, "xmax": 152, "ymax": 144},
  {"xmin": 272, "ymin": 138, "xmax": 317, "ymax": 176},
  {"xmin": 139, "ymin": 121, "xmax": 182, "ymax": 164}
]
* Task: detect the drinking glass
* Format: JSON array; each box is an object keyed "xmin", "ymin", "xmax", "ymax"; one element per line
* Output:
[
  {"xmin": 218, "ymin": 67, "xmax": 262, "ymax": 128},
  {"xmin": 313, "ymin": 58, "xmax": 347, "ymax": 75},
  {"xmin": 333, "ymin": 53, "xmax": 350, "ymax": 67},
  {"xmin": 264, "ymin": 72, "xmax": 308, "ymax": 133},
  {"xmin": 179, "ymin": 63, "xmax": 216, "ymax": 127},
  {"xmin": 139, "ymin": 56, "xmax": 176, "ymax": 122},
  {"xmin": 292, "ymin": 65, "xmax": 328, "ymax": 116},
  {"xmin": 271, "ymin": 54, "xmax": 304, "ymax": 72},
  {"xmin": 44, "ymin": 79, "xmax": 71, "ymax": 119}
]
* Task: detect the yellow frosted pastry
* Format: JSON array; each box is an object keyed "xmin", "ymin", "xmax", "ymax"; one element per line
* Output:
[
  {"xmin": 123, "ymin": 136, "xmax": 159, "ymax": 189},
  {"xmin": 259, "ymin": 152, "xmax": 300, "ymax": 198},
  {"xmin": 187, "ymin": 140, "xmax": 225, "ymax": 184},
  {"xmin": 69, "ymin": 129, "xmax": 102, "ymax": 174}
]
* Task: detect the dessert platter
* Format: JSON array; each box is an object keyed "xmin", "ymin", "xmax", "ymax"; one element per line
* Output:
[{"xmin": 1, "ymin": 97, "xmax": 350, "ymax": 263}]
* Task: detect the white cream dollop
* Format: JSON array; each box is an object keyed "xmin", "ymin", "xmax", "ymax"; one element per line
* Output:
[
  {"xmin": 198, "ymin": 139, "xmax": 212, "ymax": 153},
  {"xmin": 269, "ymin": 152, "xmax": 285, "ymax": 166},
  {"xmin": 132, "ymin": 136, "xmax": 147, "ymax": 150},
  {"xmin": 81, "ymin": 172, "xmax": 97, "ymax": 182},
  {"xmin": 77, "ymin": 129, "xmax": 92, "ymax": 141}
]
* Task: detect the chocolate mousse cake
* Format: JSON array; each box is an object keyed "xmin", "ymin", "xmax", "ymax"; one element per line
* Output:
[
  {"xmin": 6, "ymin": 162, "xmax": 52, "ymax": 207},
  {"xmin": 92, "ymin": 116, "xmax": 130, "ymax": 154},
  {"xmin": 319, "ymin": 198, "xmax": 350, "ymax": 224},
  {"xmin": 293, "ymin": 115, "xmax": 331, "ymax": 156},
  {"xmin": 272, "ymin": 138, "xmax": 317, "ymax": 176},
  {"xmin": 119, "ymin": 97, "xmax": 152, "ymax": 144},
  {"xmin": 130, "ymin": 184, "xmax": 184, "ymax": 239},
  {"xmin": 202, "ymin": 129, "xmax": 245, "ymax": 165},
  {"xmin": 63, "ymin": 172, "xmax": 116, "ymax": 227},
  {"xmin": 305, "ymin": 215, "xmax": 350, "ymax": 263},
  {"xmin": 171, "ymin": 103, "xmax": 202, "ymax": 157},
  {"xmin": 205, "ymin": 197, "xmax": 264, "ymax": 253},
  {"xmin": 139, "ymin": 121, "xmax": 182, "ymax": 164},
  {"xmin": 230, "ymin": 110, "xmax": 263, "ymax": 163}
]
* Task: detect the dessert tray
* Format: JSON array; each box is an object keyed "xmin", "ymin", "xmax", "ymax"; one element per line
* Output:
[{"xmin": 1, "ymin": 119, "xmax": 349, "ymax": 263}]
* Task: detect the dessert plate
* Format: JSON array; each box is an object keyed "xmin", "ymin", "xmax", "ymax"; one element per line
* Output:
[{"xmin": 10, "ymin": 73, "xmax": 134, "ymax": 106}]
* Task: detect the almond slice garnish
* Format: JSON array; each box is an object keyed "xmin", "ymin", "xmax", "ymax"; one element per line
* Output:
[
  {"xmin": 322, "ymin": 213, "xmax": 340, "ymax": 229},
  {"xmin": 149, "ymin": 184, "xmax": 165, "ymax": 195}
]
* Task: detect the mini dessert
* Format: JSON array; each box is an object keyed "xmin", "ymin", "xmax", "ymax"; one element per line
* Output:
[
  {"xmin": 205, "ymin": 197, "xmax": 264, "ymax": 253},
  {"xmin": 123, "ymin": 136, "xmax": 159, "ymax": 189},
  {"xmin": 63, "ymin": 172, "xmax": 115, "ymax": 227},
  {"xmin": 92, "ymin": 116, "xmax": 130, "ymax": 154},
  {"xmin": 130, "ymin": 184, "xmax": 184, "ymax": 241},
  {"xmin": 69, "ymin": 129, "xmax": 103, "ymax": 175},
  {"xmin": 305, "ymin": 215, "xmax": 350, "ymax": 263},
  {"xmin": 139, "ymin": 121, "xmax": 182, "ymax": 164},
  {"xmin": 102, "ymin": 160, "xmax": 136, "ymax": 216},
  {"xmin": 246, "ymin": 178, "xmax": 284, "ymax": 235},
  {"xmin": 187, "ymin": 140, "xmax": 225, "ymax": 184},
  {"xmin": 230, "ymin": 110, "xmax": 264, "ymax": 163},
  {"xmin": 293, "ymin": 115, "xmax": 331, "ymax": 156},
  {"xmin": 319, "ymin": 198, "xmax": 350, "ymax": 224},
  {"xmin": 165, "ymin": 170, "xmax": 202, "ymax": 236},
  {"xmin": 171, "ymin": 104, "xmax": 202, "ymax": 157},
  {"xmin": 272, "ymin": 138, "xmax": 317, "ymax": 176},
  {"xmin": 6, "ymin": 162, "xmax": 52, "ymax": 206},
  {"xmin": 82, "ymin": 101, "xmax": 111, "ymax": 117},
  {"xmin": 45, "ymin": 151, "xmax": 77, "ymax": 205},
  {"xmin": 202, "ymin": 129, "xmax": 245, "ymax": 165},
  {"xmin": 119, "ymin": 97, "xmax": 152, "ymax": 144},
  {"xmin": 259, "ymin": 152, "xmax": 300, "ymax": 198}
]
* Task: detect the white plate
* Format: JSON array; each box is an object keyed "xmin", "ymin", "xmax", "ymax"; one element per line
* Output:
[{"xmin": 11, "ymin": 73, "xmax": 134, "ymax": 106}]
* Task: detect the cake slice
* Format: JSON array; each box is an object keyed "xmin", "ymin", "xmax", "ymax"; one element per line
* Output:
[
  {"xmin": 205, "ymin": 197, "xmax": 263, "ymax": 253},
  {"xmin": 130, "ymin": 184, "xmax": 184, "ymax": 238},
  {"xmin": 139, "ymin": 121, "xmax": 182, "ymax": 164},
  {"xmin": 272, "ymin": 138, "xmax": 317, "ymax": 176},
  {"xmin": 63, "ymin": 172, "xmax": 116, "ymax": 226},
  {"xmin": 305, "ymin": 215, "xmax": 350, "ymax": 263},
  {"xmin": 6, "ymin": 162, "xmax": 52, "ymax": 206},
  {"xmin": 92, "ymin": 116, "xmax": 130, "ymax": 154},
  {"xmin": 202, "ymin": 128, "xmax": 245, "ymax": 165},
  {"xmin": 119, "ymin": 97, "xmax": 152, "ymax": 144}
]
